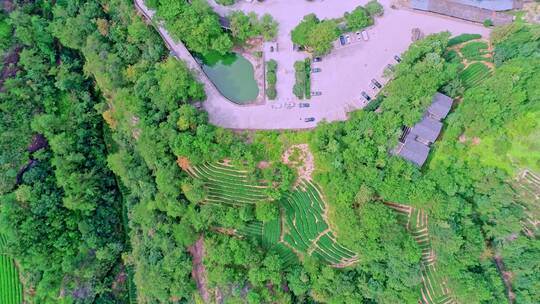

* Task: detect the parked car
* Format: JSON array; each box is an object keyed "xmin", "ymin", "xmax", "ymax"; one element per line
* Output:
[
  {"xmin": 386, "ymin": 64, "xmax": 394, "ymax": 71},
  {"xmin": 299, "ymin": 103, "xmax": 310, "ymax": 108},
  {"xmin": 356, "ymin": 31, "xmax": 362, "ymax": 39},
  {"xmin": 361, "ymin": 30, "xmax": 369, "ymax": 41},
  {"xmin": 312, "ymin": 57, "xmax": 322, "ymax": 62},
  {"xmin": 339, "ymin": 35, "xmax": 346, "ymax": 45},
  {"xmin": 311, "ymin": 91, "xmax": 322, "ymax": 96},
  {"xmin": 345, "ymin": 34, "xmax": 351, "ymax": 44},
  {"xmin": 284, "ymin": 102, "xmax": 296, "ymax": 109},
  {"xmin": 312, "ymin": 68, "xmax": 321, "ymax": 73},
  {"xmin": 304, "ymin": 117, "xmax": 315, "ymax": 122},
  {"xmin": 371, "ymin": 79, "xmax": 382, "ymax": 89},
  {"xmin": 361, "ymin": 91, "xmax": 371, "ymax": 101},
  {"xmin": 394, "ymin": 55, "xmax": 401, "ymax": 62}
]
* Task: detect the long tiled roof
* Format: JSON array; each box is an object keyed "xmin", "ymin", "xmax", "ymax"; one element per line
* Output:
[{"xmin": 428, "ymin": 92, "xmax": 453, "ymax": 120}]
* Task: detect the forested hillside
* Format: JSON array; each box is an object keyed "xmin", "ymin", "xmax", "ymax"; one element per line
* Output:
[{"xmin": 0, "ymin": 1, "xmax": 538, "ymax": 304}]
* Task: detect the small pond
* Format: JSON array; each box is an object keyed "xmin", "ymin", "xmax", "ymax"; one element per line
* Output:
[{"xmin": 198, "ymin": 52, "xmax": 259, "ymax": 105}]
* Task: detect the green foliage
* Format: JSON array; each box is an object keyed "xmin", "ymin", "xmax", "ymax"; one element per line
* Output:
[
  {"xmin": 266, "ymin": 59, "xmax": 277, "ymax": 100},
  {"xmin": 459, "ymin": 62, "xmax": 491, "ymax": 88},
  {"xmin": 291, "ymin": 14, "xmax": 339, "ymax": 56},
  {"xmin": 215, "ymin": 0, "xmax": 236, "ymax": 5},
  {"xmin": 365, "ymin": 0, "xmax": 384, "ymax": 17},
  {"xmin": 344, "ymin": 5, "xmax": 373, "ymax": 31},
  {"xmin": 293, "ymin": 60, "xmax": 311, "ymax": 99},
  {"xmin": 0, "ymin": 247, "xmax": 23, "ymax": 304},
  {"xmin": 460, "ymin": 41, "xmax": 489, "ymax": 61},
  {"xmin": 255, "ymin": 201, "xmax": 279, "ymax": 222},
  {"xmin": 156, "ymin": 0, "xmax": 233, "ymax": 55},
  {"xmin": 483, "ymin": 19, "xmax": 494, "ymax": 27},
  {"xmin": 447, "ymin": 33, "xmax": 482, "ymax": 47},
  {"xmin": 229, "ymin": 11, "xmax": 278, "ymax": 43}
]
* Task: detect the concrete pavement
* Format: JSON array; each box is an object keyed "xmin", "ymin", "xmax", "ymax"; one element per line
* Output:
[{"xmin": 135, "ymin": 0, "xmax": 490, "ymax": 130}]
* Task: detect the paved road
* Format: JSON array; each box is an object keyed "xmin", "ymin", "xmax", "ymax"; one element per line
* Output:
[{"xmin": 135, "ymin": 0, "xmax": 489, "ymax": 130}]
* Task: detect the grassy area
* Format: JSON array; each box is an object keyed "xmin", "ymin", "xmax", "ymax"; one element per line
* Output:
[
  {"xmin": 447, "ymin": 33, "xmax": 481, "ymax": 47},
  {"xmin": 460, "ymin": 41, "xmax": 490, "ymax": 61}
]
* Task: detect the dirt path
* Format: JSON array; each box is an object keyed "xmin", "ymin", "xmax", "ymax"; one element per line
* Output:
[
  {"xmin": 494, "ymin": 255, "xmax": 515, "ymax": 303},
  {"xmin": 281, "ymin": 144, "xmax": 314, "ymax": 184},
  {"xmin": 188, "ymin": 237, "xmax": 210, "ymax": 303}
]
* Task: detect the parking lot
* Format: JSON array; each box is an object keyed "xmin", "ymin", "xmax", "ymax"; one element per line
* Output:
[{"xmin": 145, "ymin": 0, "xmax": 491, "ymax": 129}]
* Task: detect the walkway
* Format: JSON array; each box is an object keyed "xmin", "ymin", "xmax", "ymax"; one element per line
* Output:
[{"xmin": 135, "ymin": 0, "xmax": 490, "ymax": 130}]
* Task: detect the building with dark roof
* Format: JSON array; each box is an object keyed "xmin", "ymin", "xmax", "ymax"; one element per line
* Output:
[
  {"xmin": 427, "ymin": 92, "xmax": 453, "ymax": 121},
  {"xmin": 398, "ymin": 138, "xmax": 431, "ymax": 167},
  {"xmin": 410, "ymin": 0, "xmax": 517, "ymax": 25},
  {"xmin": 410, "ymin": 116, "xmax": 443, "ymax": 145},
  {"xmin": 393, "ymin": 92, "xmax": 453, "ymax": 167}
]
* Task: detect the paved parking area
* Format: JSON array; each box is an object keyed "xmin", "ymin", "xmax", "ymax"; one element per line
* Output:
[{"xmin": 140, "ymin": 0, "xmax": 490, "ymax": 129}]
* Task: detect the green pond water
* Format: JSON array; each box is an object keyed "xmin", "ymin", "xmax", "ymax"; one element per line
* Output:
[{"xmin": 199, "ymin": 52, "xmax": 259, "ymax": 104}]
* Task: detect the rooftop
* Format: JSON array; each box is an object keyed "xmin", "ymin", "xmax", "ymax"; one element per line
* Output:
[
  {"xmin": 394, "ymin": 92, "xmax": 453, "ymax": 167},
  {"xmin": 427, "ymin": 92, "xmax": 453, "ymax": 120},
  {"xmin": 397, "ymin": 139, "xmax": 431, "ymax": 167},
  {"xmin": 410, "ymin": 116, "xmax": 443, "ymax": 144}
]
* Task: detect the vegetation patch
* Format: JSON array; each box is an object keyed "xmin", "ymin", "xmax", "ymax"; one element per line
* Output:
[
  {"xmin": 266, "ymin": 59, "xmax": 277, "ymax": 100},
  {"xmin": 385, "ymin": 203, "xmax": 455, "ymax": 304},
  {"xmin": 447, "ymin": 33, "xmax": 482, "ymax": 47},
  {"xmin": 293, "ymin": 59, "xmax": 311, "ymax": 99},
  {"xmin": 459, "ymin": 62, "xmax": 491, "ymax": 88},
  {"xmin": 0, "ymin": 234, "xmax": 23, "ymax": 304},
  {"xmin": 183, "ymin": 162, "xmax": 358, "ymax": 267},
  {"xmin": 460, "ymin": 41, "xmax": 490, "ymax": 61}
]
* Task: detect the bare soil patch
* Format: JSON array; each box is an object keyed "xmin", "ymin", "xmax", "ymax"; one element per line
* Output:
[
  {"xmin": 176, "ymin": 156, "xmax": 192, "ymax": 171},
  {"xmin": 188, "ymin": 237, "xmax": 210, "ymax": 303},
  {"xmin": 281, "ymin": 144, "xmax": 314, "ymax": 184}
]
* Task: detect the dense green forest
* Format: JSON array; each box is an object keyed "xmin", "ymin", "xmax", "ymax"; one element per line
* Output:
[{"xmin": 0, "ymin": 0, "xmax": 538, "ymax": 304}]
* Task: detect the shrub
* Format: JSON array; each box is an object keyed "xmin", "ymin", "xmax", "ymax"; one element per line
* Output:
[
  {"xmin": 215, "ymin": 0, "xmax": 236, "ymax": 5},
  {"xmin": 266, "ymin": 87, "xmax": 277, "ymax": 100},
  {"xmin": 365, "ymin": 0, "xmax": 384, "ymax": 17},
  {"xmin": 266, "ymin": 60, "xmax": 278, "ymax": 100},
  {"xmin": 267, "ymin": 59, "xmax": 277, "ymax": 72},
  {"xmin": 293, "ymin": 83, "xmax": 304, "ymax": 99},
  {"xmin": 483, "ymin": 19, "xmax": 494, "ymax": 27}
]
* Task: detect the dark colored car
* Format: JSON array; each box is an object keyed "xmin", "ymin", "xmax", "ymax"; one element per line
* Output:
[
  {"xmin": 304, "ymin": 117, "xmax": 315, "ymax": 122},
  {"xmin": 339, "ymin": 35, "xmax": 346, "ymax": 46},
  {"xmin": 311, "ymin": 91, "xmax": 322, "ymax": 96},
  {"xmin": 312, "ymin": 68, "xmax": 321, "ymax": 73},
  {"xmin": 361, "ymin": 91, "xmax": 371, "ymax": 101},
  {"xmin": 394, "ymin": 55, "xmax": 401, "ymax": 62},
  {"xmin": 386, "ymin": 64, "xmax": 394, "ymax": 71},
  {"xmin": 299, "ymin": 103, "xmax": 310, "ymax": 108},
  {"xmin": 371, "ymin": 79, "xmax": 382, "ymax": 89},
  {"xmin": 313, "ymin": 57, "xmax": 322, "ymax": 62}
]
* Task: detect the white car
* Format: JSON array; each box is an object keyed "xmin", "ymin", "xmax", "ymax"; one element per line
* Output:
[{"xmin": 361, "ymin": 30, "xmax": 369, "ymax": 41}]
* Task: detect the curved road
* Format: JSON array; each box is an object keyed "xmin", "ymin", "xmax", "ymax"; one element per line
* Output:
[{"xmin": 135, "ymin": 0, "xmax": 489, "ymax": 130}]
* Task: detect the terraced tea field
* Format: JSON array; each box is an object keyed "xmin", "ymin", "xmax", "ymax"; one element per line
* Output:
[
  {"xmin": 385, "ymin": 202, "xmax": 455, "ymax": 304},
  {"xmin": 0, "ymin": 234, "xmax": 23, "ymax": 304},
  {"xmin": 186, "ymin": 161, "xmax": 270, "ymax": 207},
  {"xmin": 460, "ymin": 62, "xmax": 491, "ymax": 89},
  {"xmin": 186, "ymin": 162, "xmax": 358, "ymax": 267}
]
